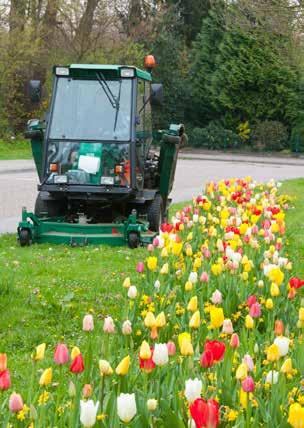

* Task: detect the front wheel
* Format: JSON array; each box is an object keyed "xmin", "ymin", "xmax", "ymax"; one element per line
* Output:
[
  {"xmin": 19, "ymin": 229, "xmax": 31, "ymax": 247},
  {"xmin": 128, "ymin": 232, "xmax": 140, "ymax": 249},
  {"xmin": 147, "ymin": 194, "xmax": 164, "ymax": 232}
]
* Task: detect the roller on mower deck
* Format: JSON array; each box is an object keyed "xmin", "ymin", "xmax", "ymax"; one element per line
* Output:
[{"xmin": 18, "ymin": 58, "xmax": 184, "ymax": 248}]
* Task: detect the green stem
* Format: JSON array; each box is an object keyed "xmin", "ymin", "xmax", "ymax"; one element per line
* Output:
[{"xmin": 99, "ymin": 375, "xmax": 105, "ymax": 413}]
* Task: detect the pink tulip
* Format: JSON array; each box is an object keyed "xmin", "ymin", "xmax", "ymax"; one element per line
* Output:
[
  {"xmin": 0, "ymin": 369, "xmax": 11, "ymax": 390},
  {"xmin": 167, "ymin": 341, "xmax": 176, "ymax": 356},
  {"xmin": 203, "ymin": 249, "xmax": 211, "ymax": 259},
  {"xmin": 249, "ymin": 302, "xmax": 261, "ymax": 318},
  {"xmin": 200, "ymin": 272, "xmax": 209, "ymax": 283},
  {"xmin": 230, "ymin": 333, "xmax": 240, "ymax": 348},
  {"xmin": 103, "ymin": 316, "xmax": 115, "ymax": 333},
  {"xmin": 247, "ymin": 295, "xmax": 257, "ymax": 307},
  {"xmin": 152, "ymin": 237, "xmax": 159, "ymax": 247},
  {"xmin": 82, "ymin": 314, "xmax": 94, "ymax": 332},
  {"xmin": 242, "ymin": 376, "xmax": 255, "ymax": 392},
  {"xmin": 147, "ymin": 244, "xmax": 154, "ymax": 252},
  {"xmin": 222, "ymin": 319, "xmax": 233, "ymax": 334},
  {"xmin": 54, "ymin": 344, "xmax": 69, "ymax": 365},
  {"xmin": 211, "ymin": 289, "xmax": 222, "ymax": 305},
  {"xmin": 242, "ymin": 354, "xmax": 254, "ymax": 371},
  {"xmin": 9, "ymin": 393, "xmax": 23, "ymax": 413},
  {"xmin": 136, "ymin": 262, "xmax": 144, "ymax": 273}
]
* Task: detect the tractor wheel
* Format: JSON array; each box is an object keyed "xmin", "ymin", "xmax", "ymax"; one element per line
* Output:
[
  {"xmin": 147, "ymin": 194, "xmax": 164, "ymax": 232},
  {"xmin": 19, "ymin": 229, "xmax": 31, "ymax": 247},
  {"xmin": 128, "ymin": 232, "xmax": 140, "ymax": 249},
  {"xmin": 35, "ymin": 192, "xmax": 65, "ymax": 218}
]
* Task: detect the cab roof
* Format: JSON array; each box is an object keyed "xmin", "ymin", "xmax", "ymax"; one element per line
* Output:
[{"xmin": 54, "ymin": 64, "xmax": 152, "ymax": 81}]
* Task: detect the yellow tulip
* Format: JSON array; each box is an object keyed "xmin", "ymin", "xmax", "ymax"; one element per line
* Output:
[
  {"xmin": 160, "ymin": 263, "xmax": 169, "ymax": 275},
  {"xmin": 172, "ymin": 242, "xmax": 183, "ymax": 256},
  {"xmin": 236, "ymin": 363, "xmax": 248, "ymax": 380},
  {"xmin": 71, "ymin": 346, "xmax": 81, "ymax": 360},
  {"xmin": 186, "ymin": 246, "xmax": 193, "ymax": 257},
  {"xmin": 185, "ymin": 281, "xmax": 193, "ymax": 291},
  {"xmin": 270, "ymin": 282, "xmax": 280, "ymax": 297},
  {"xmin": 161, "ymin": 247, "xmax": 168, "ymax": 258},
  {"xmin": 139, "ymin": 341, "xmax": 152, "ymax": 360},
  {"xmin": 265, "ymin": 298, "xmax": 274, "ymax": 310},
  {"xmin": 210, "ymin": 307, "xmax": 224, "ymax": 329},
  {"xmin": 123, "ymin": 277, "xmax": 131, "ymax": 288},
  {"xmin": 211, "ymin": 264, "xmax": 222, "ymax": 276},
  {"xmin": 115, "ymin": 355, "xmax": 130, "ymax": 376},
  {"xmin": 288, "ymin": 403, "xmax": 304, "ymax": 428},
  {"xmin": 189, "ymin": 311, "xmax": 201, "ymax": 329},
  {"xmin": 178, "ymin": 332, "xmax": 191, "ymax": 349},
  {"xmin": 299, "ymin": 307, "xmax": 304, "ymax": 322},
  {"xmin": 268, "ymin": 267, "xmax": 284, "ymax": 286},
  {"xmin": 34, "ymin": 343, "xmax": 46, "ymax": 361},
  {"xmin": 280, "ymin": 358, "xmax": 293, "ymax": 374},
  {"xmin": 144, "ymin": 312, "xmax": 156, "ymax": 328},
  {"xmin": 180, "ymin": 340, "xmax": 194, "ymax": 356},
  {"xmin": 99, "ymin": 359, "xmax": 113, "ymax": 376},
  {"xmin": 267, "ymin": 344, "xmax": 280, "ymax": 362},
  {"xmin": 239, "ymin": 388, "xmax": 248, "ymax": 409},
  {"xmin": 245, "ymin": 315, "xmax": 254, "ymax": 329},
  {"xmin": 147, "ymin": 256, "xmax": 158, "ymax": 271},
  {"xmin": 155, "ymin": 312, "xmax": 166, "ymax": 328},
  {"xmin": 187, "ymin": 296, "xmax": 198, "ymax": 312},
  {"xmin": 39, "ymin": 368, "xmax": 52, "ymax": 386}
]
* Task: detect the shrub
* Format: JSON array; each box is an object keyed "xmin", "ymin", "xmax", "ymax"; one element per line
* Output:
[
  {"xmin": 189, "ymin": 123, "xmax": 241, "ymax": 149},
  {"xmin": 251, "ymin": 121, "xmax": 288, "ymax": 151}
]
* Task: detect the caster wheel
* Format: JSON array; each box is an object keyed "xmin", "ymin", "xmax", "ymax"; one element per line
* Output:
[
  {"xmin": 128, "ymin": 232, "xmax": 140, "ymax": 249},
  {"xmin": 19, "ymin": 229, "xmax": 31, "ymax": 247}
]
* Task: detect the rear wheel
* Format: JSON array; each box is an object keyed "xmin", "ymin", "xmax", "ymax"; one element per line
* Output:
[
  {"xmin": 19, "ymin": 229, "xmax": 31, "ymax": 246},
  {"xmin": 35, "ymin": 191, "xmax": 65, "ymax": 218},
  {"xmin": 147, "ymin": 194, "xmax": 164, "ymax": 232},
  {"xmin": 128, "ymin": 232, "xmax": 140, "ymax": 249}
]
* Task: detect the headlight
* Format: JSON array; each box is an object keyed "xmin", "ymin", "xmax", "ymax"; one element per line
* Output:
[
  {"xmin": 54, "ymin": 175, "xmax": 68, "ymax": 184},
  {"xmin": 55, "ymin": 67, "xmax": 69, "ymax": 76},
  {"xmin": 120, "ymin": 68, "xmax": 135, "ymax": 78},
  {"xmin": 101, "ymin": 176, "xmax": 114, "ymax": 185}
]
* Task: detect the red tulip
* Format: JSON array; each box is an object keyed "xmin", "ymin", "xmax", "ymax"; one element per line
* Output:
[
  {"xmin": 70, "ymin": 354, "xmax": 85, "ymax": 373},
  {"xmin": 160, "ymin": 223, "xmax": 173, "ymax": 233},
  {"xmin": 54, "ymin": 343, "xmax": 69, "ymax": 365},
  {"xmin": 139, "ymin": 348, "xmax": 155, "ymax": 373},
  {"xmin": 190, "ymin": 398, "xmax": 220, "ymax": 428},
  {"xmin": 289, "ymin": 277, "xmax": 304, "ymax": 289},
  {"xmin": 0, "ymin": 369, "xmax": 11, "ymax": 390},
  {"xmin": 249, "ymin": 302, "xmax": 261, "ymax": 318},
  {"xmin": 204, "ymin": 340, "xmax": 225, "ymax": 362},
  {"xmin": 247, "ymin": 295, "xmax": 257, "ymax": 307},
  {"xmin": 230, "ymin": 333, "xmax": 240, "ymax": 348},
  {"xmin": 200, "ymin": 350, "xmax": 214, "ymax": 368},
  {"xmin": 242, "ymin": 376, "xmax": 255, "ymax": 393}
]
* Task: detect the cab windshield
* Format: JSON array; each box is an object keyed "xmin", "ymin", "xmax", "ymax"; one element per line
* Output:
[{"xmin": 49, "ymin": 78, "xmax": 132, "ymax": 141}]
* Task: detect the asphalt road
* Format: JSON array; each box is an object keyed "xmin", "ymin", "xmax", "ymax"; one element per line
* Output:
[{"xmin": 1, "ymin": 154, "xmax": 304, "ymax": 234}]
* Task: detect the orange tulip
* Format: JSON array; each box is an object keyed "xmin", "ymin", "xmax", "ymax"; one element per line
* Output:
[
  {"xmin": 0, "ymin": 354, "xmax": 7, "ymax": 371},
  {"xmin": 274, "ymin": 320, "xmax": 284, "ymax": 336}
]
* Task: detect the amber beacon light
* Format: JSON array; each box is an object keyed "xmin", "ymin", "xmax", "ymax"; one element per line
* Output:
[{"xmin": 144, "ymin": 55, "xmax": 156, "ymax": 71}]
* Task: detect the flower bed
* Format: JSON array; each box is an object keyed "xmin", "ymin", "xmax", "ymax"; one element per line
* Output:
[{"xmin": 1, "ymin": 177, "xmax": 304, "ymax": 427}]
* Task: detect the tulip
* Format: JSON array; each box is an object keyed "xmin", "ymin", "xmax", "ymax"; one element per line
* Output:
[
  {"xmin": 39, "ymin": 368, "xmax": 52, "ymax": 386},
  {"xmin": 83, "ymin": 384, "xmax": 93, "ymax": 398},
  {"xmin": 147, "ymin": 256, "xmax": 158, "ymax": 271},
  {"xmin": 71, "ymin": 346, "xmax": 81, "ymax": 360},
  {"xmin": 267, "ymin": 344, "xmax": 280, "ymax": 362},
  {"xmin": 242, "ymin": 354, "xmax": 254, "ymax": 371},
  {"xmin": 265, "ymin": 370, "xmax": 279, "ymax": 384},
  {"xmin": 122, "ymin": 320, "xmax": 132, "ymax": 335},
  {"xmin": 211, "ymin": 290, "xmax": 222, "ymax": 305},
  {"xmin": 274, "ymin": 320, "xmax": 284, "ymax": 336},
  {"xmin": 99, "ymin": 359, "xmax": 113, "ymax": 376},
  {"xmin": 144, "ymin": 311, "xmax": 156, "ymax": 328},
  {"xmin": 288, "ymin": 403, "xmax": 304, "ymax": 428},
  {"xmin": 200, "ymin": 271, "xmax": 209, "ymax": 282},
  {"xmin": 179, "ymin": 333, "xmax": 194, "ymax": 356},
  {"xmin": 249, "ymin": 302, "xmax": 261, "ymax": 318},
  {"xmin": 189, "ymin": 311, "xmax": 201, "ymax": 329},
  {"xmin": 103, "ymin": 316, "xmax": 115, "ymax": 333},
  {"xmin": 167, "ymin": 341, "xmax": 176, "ymax": 356},
  {"xmin": 239, "ymin": 387, "xmax": 248, "ymax": 409},
  {"xmin": 236, "ymin": 363, "xmax": 248, "ymax": 381},
  {"xmin": 80, "ymin": 400, "xmax": 99, "ymax": 427},
  {"xmin": 160, "ymin": 263, "xmax": 169, "ymax": 274},
  {"xmin": 116, "ymin": 355, "xmax": 130, "ymax": 376},
  {"xmin": 34, "ymin": 343, "xmax": 46, "ymax": 361},
  {"xmin": 136, "ymin": 261, "xmax": 144, "ymax": 273},
  {"xmin": 0, "ymin": 354, "xmax": 7, "ymax": 372},
  {"xmin": 200, "ymin": 350, "xmax": 214, "ymax": 368},
  {"xmin": 70, "ymin": 354, "xmax": 85, "ymax": 373},
  {"xmin": 242, "ymin": 376, "xmax": 255, "ymax": 392},
  {"xmin": 280, "ymin": 358, "xmax": 293, "ymax": 374},
  {"xmin": 147, "ymin": 398, "xmax": 158, "ymax": 411},
  {"xmin": 68, "ymin": 381, "xmax": 76, "ymax": 397},
  {"xmin": 190, "ymin": 398, "xmax": 220, "ymax": 428},
  {"xmin": 204, "ymin": 340, "xmax": 225, "ymax": 362},
  {"xmin": 117, "ymin": 393, "xmax": 137, "ymax": 423},
  {"xmin": 123, "ymin": 277, "xmax": 131, "ymax": 288},
  {"xmin": 152, "ymin": 343, "xmax": 169, "ymax": 366},
  {"xmin": 247, "ymin": 295, "xmax": 257, "ymax": 307},
  {"xmin": 184, "ymin": 378, "xmax": 202, "ymax": 403},
  {"xmin": 127, "ymin": 285, "xmax": 137, "ymax": 299},
  {"xmin": 274, "ymin": 336, "xmax": 289, "ymax": 357},
  {"xmin": 187, "ymin": 296, "xmax": 198, "ymax": 312},
  {"xmin": 155, "ymin": 312, "xmax": 166, "ymax": 328},
  {"xmin": 265, "ymin": 298, "xmax": 274, "ymax": 310},
  {"xmin": 54, "ymin": 343, "xmax": 69, "ymax": 365},
  {"xmin": 230, "ymin": 333, "xmax": 240, "ymax": 348},
  {"xmin": 154, "ymin": 280, "xmax": 160, "ymax": 291},
  {"xmin": 139, "ymin": 341, "xmax": 152, "ymax": 360},
  {"xmin": 150, "ymin": 326, "xmax": 158, "ymax": 340},
  {"xmin": 9, "ymin": 393, "xmax": 23, "ymax": 413},
  {"xmin": 139, "ymin": 349, "xmax": 155, "ymax": 373},
  {"xmin": 189, "ymin": 272, "xmax": 198, "ymax": 284},
  {"xmin": 299, "ymin": 307, "xmax": 304, "ymax": 322},
  {"xmin": 0, "ymin": 369, "xmax": 11, "ymax": 390},
  {"xmin": 222, "ymin": 319, "xmax": 233, "ymax": 334},
  {"xmin": 245, "ymin": 315, "xmax": 254, "ymax": 329},
  {"xmin": 82, "ymin": 314, "xmax": 94, "ymax": 332}
]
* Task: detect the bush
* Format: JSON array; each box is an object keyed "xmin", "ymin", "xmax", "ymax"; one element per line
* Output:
[
  {"xmin": 251, "ymin": 121, "xmax": 288, "ymax": 151},
  {"xmin": 189, "ymin": 123, "xmax": 241, "ymax": 149}
]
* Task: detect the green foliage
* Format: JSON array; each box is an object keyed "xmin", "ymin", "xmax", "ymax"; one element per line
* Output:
[
  {"xmin": 251, "ymin": 120, "xmax": 289, "ymax": 151},
  {"xmin": 0, "ymin": 139, "xmax": 31, "ymax": 160},
  {"xmin": 189, "ymin": 123, "xmax": 241, "ymax": 149}
]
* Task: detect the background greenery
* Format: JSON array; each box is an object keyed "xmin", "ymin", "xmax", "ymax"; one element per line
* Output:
[{"xmin": 1, "ymin": 1, "xmax": 304, "ymax": 151}]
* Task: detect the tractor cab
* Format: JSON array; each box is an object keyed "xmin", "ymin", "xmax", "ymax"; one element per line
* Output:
[{"xmin": 19, "ymin": 59, "xmax": 183, "ymax": 247}]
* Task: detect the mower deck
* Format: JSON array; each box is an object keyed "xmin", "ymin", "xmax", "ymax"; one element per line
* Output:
[{"xmin": 18, "ymin": 209, "xmax": 157, "ymax": 247}]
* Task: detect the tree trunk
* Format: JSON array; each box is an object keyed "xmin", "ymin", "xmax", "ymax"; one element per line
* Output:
[
  {"xmin": 9, "ymin": 0, "xmax": 27, "ymax": 33},
  {"xmin": 74, "ymin": 0, "xmax": 99, "ymax": 61}
]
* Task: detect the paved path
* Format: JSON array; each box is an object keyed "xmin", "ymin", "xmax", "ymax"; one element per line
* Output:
[{"xmin": 1, "ymin": 153, "xmax": 303, "ymax": 234}]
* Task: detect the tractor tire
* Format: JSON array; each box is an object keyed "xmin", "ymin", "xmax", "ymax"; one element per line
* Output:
[
  {"xmin": 128, "ymin": 232, "xmax": 140, "ymax": 249},
  {"xmin": 19, "ymin": 229, "xmax": 31, "ymax": 247},
  {"xmin": 35, "ymin": 192, "xmax": 65, "ymax": 218},
  {"xmin": 147, "ymin": 194, "xmax": 164, "ymax": 232}
]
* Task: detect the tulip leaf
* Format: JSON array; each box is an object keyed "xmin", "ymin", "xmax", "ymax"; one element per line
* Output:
[{"xmin": 163, "ymin": 410, "xmax": 186, "ymax": 428}]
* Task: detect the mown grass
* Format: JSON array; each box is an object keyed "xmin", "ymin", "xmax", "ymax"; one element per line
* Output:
[
  {"xmin": 0, "ymin": 179, "xmax": 303, "ymax": 391},
  {"xmin": 0, "ymin": 139, "xmax": 32, "ymax": 160}
]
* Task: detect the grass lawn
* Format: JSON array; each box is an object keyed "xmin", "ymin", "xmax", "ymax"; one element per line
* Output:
[
  {"xmin": 0, "ymin": 139, "xmax": 32, "ymax": 160},
  {"xmin": 0, "ymin": 179, "xmax": 303, "ymax": 391}
]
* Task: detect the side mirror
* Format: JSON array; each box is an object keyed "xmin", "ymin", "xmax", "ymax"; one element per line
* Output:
[
  {"xmin": 29, "ymin": 80, "xmax": 42, "ymax": 103},
  {"xmin": 151, "ymin": 83, "xmax": 164, "ymax": 106}
]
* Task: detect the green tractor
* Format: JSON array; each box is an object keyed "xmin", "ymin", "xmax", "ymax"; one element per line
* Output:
[{"xmin": 18, "ymin": 59, "xmax": 183, "ymax": 247}]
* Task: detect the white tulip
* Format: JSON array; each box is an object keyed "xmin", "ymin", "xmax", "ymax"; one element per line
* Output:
[
  {"xmin": 188, "ymin": 419, "xmax": 196, "ymax": 428},
  {"xmin": 265, "ymin": 370, "xmax": 279, "ymax": 384},
  {"xmin": 188, "ymin": 272, "xmax": 198, "ymax": 284},
  {"xmin": 184, "ymin": 378, "xmax": 202, "ymax": 403},
  {"xmin": 117, "ymin": 393, "xmax": 137, "ymax": 423},
  {"xmin": 274, "ymin": 336, "xmax": 289, "ymax": 357},
  {"xmin": 152, "ymin": 343, "xmax": 169, "ymax": 366},
  {"xmin": 127, "ymin": 286, "xmax": 137, "ymax": 299},
  {"xmin": 192, "ymin": 214, "xmax": 199, "ymax": 223},
  {"xmin": 147, "ymin": 399, "xmax": 158, "ymax": 411},
  {"xmin": 154, "ymin": 280, "xmax": 161, "ymax": 291},
  {"xmin": 80, "ymin": 400, "xmax": 99, "ymax": 427},
  {"xmin": 122, "ymin": 320, "xmax": 132, "ymax": 335}
]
